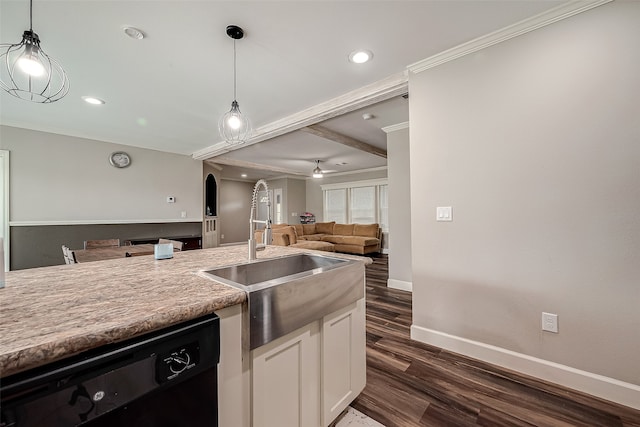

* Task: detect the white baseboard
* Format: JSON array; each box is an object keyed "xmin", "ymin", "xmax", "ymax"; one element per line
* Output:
[
  {"xmin": 410, "ymin": 325, "xmax": 640, "ymax": 410},
  {"xmin": 387, "ymin": 279, "xmax": 412, "ymax": 292}
]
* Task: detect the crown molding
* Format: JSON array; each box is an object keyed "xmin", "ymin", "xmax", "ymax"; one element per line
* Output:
[
  {"xmin": 382, "ymin": 122, "xmax": 409, "ymax": 133},
  {"xmin": 408, "ymin": 0, "xmax": 612, "ymax": 74},
  {"xmin": 192, "ymin": 72, "xmax": 408, "ymax": 160}
]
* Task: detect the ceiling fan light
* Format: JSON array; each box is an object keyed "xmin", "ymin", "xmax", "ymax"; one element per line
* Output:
[{"xmin": 312, "ymin": 160, "xmax": 323, "ymax": 178}]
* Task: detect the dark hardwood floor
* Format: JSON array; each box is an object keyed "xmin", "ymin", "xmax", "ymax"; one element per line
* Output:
[{"xmin": 352, "ymin": 254, "xmax": 640, "ymax": 427}]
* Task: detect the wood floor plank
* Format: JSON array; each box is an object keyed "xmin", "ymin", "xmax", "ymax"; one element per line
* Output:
[
  {"xmin": 353, "ymin": 254, "xmax": 640, "ymax": 427},
  {"xmin": 420, "ymin": 402, "xmax": 479, "ymax": 427}
]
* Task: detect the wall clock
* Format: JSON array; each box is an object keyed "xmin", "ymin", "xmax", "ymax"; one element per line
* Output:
[{"xmin": 109, "ymin": 151, "xmax": 131, "ymax": 168}]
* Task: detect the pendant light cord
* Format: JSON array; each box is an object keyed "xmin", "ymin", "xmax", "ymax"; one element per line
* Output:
[
  {"xmin": 233, "ymin": 39, "xmax": 237, "ymax": 101},
  {"xmin": 29, "ymin": 0, "xmax": 33, "ymax": 31}
]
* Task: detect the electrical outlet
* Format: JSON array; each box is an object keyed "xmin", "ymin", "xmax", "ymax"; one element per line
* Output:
[
  {"xmin": 291, "ymin": 212, "xmax": 298, "ymax": 217},
  {"xmin": 167, "ymin": 196, "xmax": 175, "ymax": 203},
  {"xmin": 181, "ymin": 211, "xmax": 187, "ymax": 218},
  {"xmin": 221, "ymin": 234, "xmax": 225, "ymax": 239},
  {"xmin": 542, "ymin": 312, "xmax": 558, "ymax": 333}
]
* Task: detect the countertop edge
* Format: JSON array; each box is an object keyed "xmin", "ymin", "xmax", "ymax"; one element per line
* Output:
[{"xmin": 0, "ymin": 290, "xmax": 246, "ymax": 378}]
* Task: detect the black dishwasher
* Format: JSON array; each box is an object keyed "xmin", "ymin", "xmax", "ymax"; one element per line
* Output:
[{"xmin": 1, "ymin": 313, "xmax": 220, "ymax": 427}]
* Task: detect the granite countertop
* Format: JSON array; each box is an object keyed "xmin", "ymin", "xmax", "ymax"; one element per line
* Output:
[{"xmin": 0, "ymin": 245, "xmax": 364, "ymax": 378}]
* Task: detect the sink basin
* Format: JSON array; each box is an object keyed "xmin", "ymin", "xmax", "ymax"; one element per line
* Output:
[
  {"xmin": 201, "ymin": 253, "xmax": 364, "ymax": 349},
  {"xmin": 202, "ymin": 253, "xmax": 348, "ymax": 291}
]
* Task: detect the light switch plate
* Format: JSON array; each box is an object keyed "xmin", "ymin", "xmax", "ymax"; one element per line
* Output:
[
  {"xmin": 542, "ymin": 312, "xmax": 559, "ymax": 333},
  {"xmin": 436, "ymin": 206, "xmax": 453, "ymax": 221}
]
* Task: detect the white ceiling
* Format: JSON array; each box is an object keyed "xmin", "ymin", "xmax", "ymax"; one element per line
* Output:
[{"xmin": 0, "ymin": 0, "xmax": 564, "ymax": 179}]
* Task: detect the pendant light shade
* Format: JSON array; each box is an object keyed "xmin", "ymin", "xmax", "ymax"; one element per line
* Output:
[
  {"xmin": 219, "ymin": 99, "xmax": 251, "ymax": 145},
  {"xmin": 0, "ymin": 0, "xmax": 69, "ymax": 103},
  {"xmin": 219, "ymin": 25, "xmax": 251, "ymax": 146},
  {"xmin": 313, "ymin": 160, "xmax": 323, "ymax": 178}
]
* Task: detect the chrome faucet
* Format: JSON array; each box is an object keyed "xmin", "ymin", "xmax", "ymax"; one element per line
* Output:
[{"xmin": 248, "ymin": 179, "xmax": 272, "ymax": 261}]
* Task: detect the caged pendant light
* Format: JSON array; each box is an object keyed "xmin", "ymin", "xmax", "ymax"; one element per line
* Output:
[
  {"xmin": 219, "ymin": 25, "xmax": 251, "ymax": 146},
  {"xmin": 0, "ymin": 0, "xmax": 69, "ymax": 103}
]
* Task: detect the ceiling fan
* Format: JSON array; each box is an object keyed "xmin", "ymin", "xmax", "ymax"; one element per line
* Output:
[{"xmin": 311, "ymin": 160, "xmax": 338, "ymax": 178}]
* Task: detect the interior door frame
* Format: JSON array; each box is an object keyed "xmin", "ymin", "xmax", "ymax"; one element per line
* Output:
[{"xmin": 1, "ymin": 150, "xmax": 9, "ymax": 272}]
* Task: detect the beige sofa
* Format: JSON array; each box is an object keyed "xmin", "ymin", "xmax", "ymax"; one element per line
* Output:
[{"xmin": 257, "ymin": 222, "xmax": 381, "ymax": 255}]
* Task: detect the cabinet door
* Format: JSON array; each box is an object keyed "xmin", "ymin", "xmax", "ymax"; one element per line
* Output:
[
  {"xmin": 252, "ymin": 322, "xmax": 320, "ymax": 427},
  {"xmin": 321, "ymin": 299, "xmax": 366, "ymax": 426}
]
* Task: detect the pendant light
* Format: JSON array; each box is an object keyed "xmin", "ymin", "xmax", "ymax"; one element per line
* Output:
[
  {"xmin": 0, "ymin": 0, "xmax": 69, "ymax": 103},
  {"xmin": 219, "ymin": 25, "xmax": 251, "ymax": 146},
  {"xmin": 313, "ymin": 160, "xmax": 324, "ymax": 178}
]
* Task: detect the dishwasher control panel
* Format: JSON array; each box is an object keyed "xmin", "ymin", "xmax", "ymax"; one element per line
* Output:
[{"xmin": 156, "ymin": 341, "xmax": 201, "ymax": 382}]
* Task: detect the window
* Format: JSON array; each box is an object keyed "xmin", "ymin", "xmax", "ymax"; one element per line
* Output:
[
  {"xmin": 322, "ymin": 179, "xmax": 388, "ymax": 231},
  {"xmin": 350, "ymin": 186, "xmax": 375, "ymax": 223},
  {"xmin": 325, "ymin": 189, "xmax": 347, "ymax": 223}
]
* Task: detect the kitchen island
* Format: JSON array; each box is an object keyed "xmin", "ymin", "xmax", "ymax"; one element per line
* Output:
[{"xmin": 0, "ymin": 244, "xmax": 369, "ymax": 427}]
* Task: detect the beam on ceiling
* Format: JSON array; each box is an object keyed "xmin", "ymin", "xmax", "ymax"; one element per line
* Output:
[
  {"xmin": 300, "ymin": 125, "xmax": 387, "ymax": 159},
  {"xmin": 209, "ymin": 157, "xmax": 307, "ymax": 176},
  {"xmin": 192, "ymin": 71, "xmax": 408, "ymax": 160}
]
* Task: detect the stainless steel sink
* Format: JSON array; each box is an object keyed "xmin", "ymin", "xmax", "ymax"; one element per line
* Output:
[
  {"xmin": 201, "ymin": 253, "xmax": 364, "ymax": 349},
  {"xmin": 202, "ymin": 253, "xmax": 348, "ymax": 290}
]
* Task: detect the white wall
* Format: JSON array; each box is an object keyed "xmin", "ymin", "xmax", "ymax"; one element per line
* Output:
[
  {"xmin": 408, "ymin": 1, "xmax": 639, "ymax": 407},
  {"xmin": 1, "ymin": 126, "xmax": 202, "ymax": 223},
  {"xmin": 386, "ymin": 125, "xmax": 412, "ymax": 291}
]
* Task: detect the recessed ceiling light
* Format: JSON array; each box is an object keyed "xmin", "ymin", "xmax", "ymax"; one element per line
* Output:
[
  {"xmin": 241, "ymin": 173, "xmax": 248, "ymax": 178},
  {"xmin": 349, "ymin": 50, "xmax": 373, "ymax": 64},
  {"xmin": 123, "ymin": 26, "xmax": 146, "ymax": 40},
  {"xmin": 82, "ymin": 96, "xmax": 105, "ymax": 105}
]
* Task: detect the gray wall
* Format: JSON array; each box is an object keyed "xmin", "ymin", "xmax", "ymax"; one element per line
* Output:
[
  {"xmin": 409, "ymin": 0, "xmax": 639, "ymax": 388},
  {"xmin": 1, "ymin": 126, "xmax": 202, "ymax": 223},
  {"xmin": 1, "ymin": 126, "xmax": 203, "ymax": 269},
  {"xmin": 386, "ymin": 125, "xmax": 412, "ymax": 289},
  {"xmin": 219, "ymin": 179, "xmax": 253, "ymax": 244},
  {"xmin": 305, "ymin": 168, "xmax": 388, "ymax": 221},
  {"xmin": 11, "ymin": 222, "xmax": 201, "ymax": 270},
  {"xmin": 287, "ymin": 178, "xmax": 306, "ymax": 223},
  {"xmin": 266, "ymin": 177, "xmax": 288, "ymax": 224},
  {"xmin": 266, "ymin": 177, "xmax": 307, "ymax": 224}
]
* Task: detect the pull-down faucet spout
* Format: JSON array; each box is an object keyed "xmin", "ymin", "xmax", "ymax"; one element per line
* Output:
[{"xmin": 248, "ymin": 179, "xmax": 272, "ymax": 261}]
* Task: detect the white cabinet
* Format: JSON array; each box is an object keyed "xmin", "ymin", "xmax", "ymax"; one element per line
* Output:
[
  {"xmin": 219, "ymin": 296, "xmax": 366, "ymax": 427},
  {"xmin": 321, "ymin": 299, "xmax": 366, "ymax": 426},
  {"xmin": 250, "ymin": 298, "xmax": 366, "ymax": 427},
  {"xmin": 252, "ymin": 322, "xmax": 321, "ymax": 427}
]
